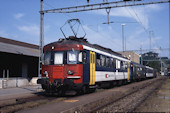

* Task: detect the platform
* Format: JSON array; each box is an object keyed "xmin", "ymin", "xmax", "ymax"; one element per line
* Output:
[{"xmin": 0, "ymin": 85, "xmax": 42, "ymax": 101}]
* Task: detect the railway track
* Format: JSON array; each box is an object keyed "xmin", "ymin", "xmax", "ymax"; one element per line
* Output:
[
  {"xmin": 88, "ymin": 77, "xmax": 165, "ymax": 112},
  {"xmin": 0, "ymin": 93, "xmax": 66, "ymax": 113},
  {"xmin": 128, "ymin": 79, "xmax": 164, "ymax": 112}
]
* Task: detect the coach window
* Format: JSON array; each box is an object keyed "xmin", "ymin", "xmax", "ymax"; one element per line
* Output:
[
  {"xmin": 121, "ymin": 61, "xmax": 127, "ymax": 71},
  {"xmin": 124, "ymin": 62, "xmax": 128, "ymax": 70},
  {"xmin": 116, "ymin": 60, "xmax": 120, "ymax": 69},
  {"xmin": 101, "ymin": 55, "xmax": 106, "ymax": 67},
  {"xmin": 96, "ymin": 54, "xmax": 101, "ymax": 66},
  {"xmin": 106, "ymin": 57, "xmax": 110, "ymax": 67},
  {"xmin": 110, "ymin": 58, "xmax": 116, "ymax": 68},
  {"xmin": 140, "ymin": 67, "xmax": 142, "ymax": 71},
  {"xmin": 121, "ymin": 61, "xmax": 123, "ymax": 69}
]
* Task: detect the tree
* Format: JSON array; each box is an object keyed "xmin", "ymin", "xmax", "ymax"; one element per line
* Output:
[{"xmin": 147, "ymin": 61, "xmax": 160, "ymax": 72}]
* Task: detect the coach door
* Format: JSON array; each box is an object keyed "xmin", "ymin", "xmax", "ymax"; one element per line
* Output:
[
  {"xmin": 127, "ymin": 62, "xmax": 130, "ymax": 81},
  {"xmin": 90, "ymin": 51, "xmax": 95, "ymax": 85}
]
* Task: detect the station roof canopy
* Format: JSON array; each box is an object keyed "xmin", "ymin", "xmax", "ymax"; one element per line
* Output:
[{"xmin": 0, "ymin": 37, "xmax": 39, "ymax": 57}]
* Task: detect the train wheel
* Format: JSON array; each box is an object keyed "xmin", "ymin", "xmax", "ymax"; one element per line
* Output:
[
  {"xmin": 82, "ymin": 85, "xmax": 88, "ymax": 94},
  {"xmin": 109, "ymin": 82, "xmax": 114, "ymax": 88},
  {"xmin": 123, "ymin": 80, "xmax": 128, "ymax": 85},
  {"xmin": 118, "ymin": 80, "xmax": 123, "ymax": 86},
  {"xmin": 45, "ymin": 90, "xmax": 53, "ymax": 96},
  {"xmin": 58, "ymin": 90, "xmax": 65, "ymax": 97},
  {"xmin": 88, "ymin": 88, "xmax": 96, "ymax": 93}
]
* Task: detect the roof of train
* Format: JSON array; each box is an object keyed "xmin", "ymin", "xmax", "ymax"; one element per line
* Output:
[
  {"xmin": 131, "ymin": 61, "xmax": 146, "ymax": 67},
  {"xmin": 45, "ymin": 36, "xmax": 125, "ymax": 58}
]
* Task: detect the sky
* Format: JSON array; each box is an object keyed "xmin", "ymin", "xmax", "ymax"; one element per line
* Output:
[{"xmin": 0, "ymin": 0, "xmax": 169, "ymax": 58}]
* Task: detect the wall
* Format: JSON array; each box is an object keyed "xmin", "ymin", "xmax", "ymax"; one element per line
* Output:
[
  {"xmin": 0, "ymin": 52, "xmax": 38, "ymax": 78},
  {"xmin": 0, "ymin": 77, "xmax": 38, "ymax": 89},
  {"xmin": 119, "ymin": 51, "xmax": 140, "ymax": 64}
]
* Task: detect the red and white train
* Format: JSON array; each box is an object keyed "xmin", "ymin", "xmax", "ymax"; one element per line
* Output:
[{"xmin": 37, "ymin": 36, "xmax": 156, "ymax": 94}]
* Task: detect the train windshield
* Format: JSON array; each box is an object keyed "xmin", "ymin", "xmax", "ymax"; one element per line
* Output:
[
  {"xmin": 54, "ymin": 52, "xmax": 64, "ymax": 65},
  {"xmin": 43, "ymin": 50, "xmax": 83, "ymax": 65},
  {"xmin": 67, "ymin": 51, "xmax": 83, "ymax": 64},
  {"xmin": 43, "ymin": 51, "xmax": 51, "ymax": 65}
]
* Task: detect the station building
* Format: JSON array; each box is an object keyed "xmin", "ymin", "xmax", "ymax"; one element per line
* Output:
[
  {"xmin": 0, "ymin": 37, "xmax": 39, "ymax": 88},
  {"xmin": 119, "ymin": 51, "xmax": 140, "ymax": 64}
]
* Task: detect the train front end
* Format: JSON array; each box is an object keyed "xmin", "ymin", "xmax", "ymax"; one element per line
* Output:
[{"xmin": 37, "ymin": 44, "xmax": 84, "ymax": 94}]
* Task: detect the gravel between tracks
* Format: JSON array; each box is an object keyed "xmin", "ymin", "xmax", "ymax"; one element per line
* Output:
[
  {"xmin": 61, "ymin": 77, "xmax": 161, "ymax": 113},
  {"xmin": 98, "ymin": 78, "xmax": 163, "ymax": 112}
]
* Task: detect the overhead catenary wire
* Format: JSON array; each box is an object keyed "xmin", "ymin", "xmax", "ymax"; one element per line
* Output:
[
  {"xmin": 44, "ymin": 1, "xmax": 74, "ymax": 19},
  {"xmin": 86, "ymin": 24, "xmax": 121, "ymax": 50},
  {"xmin": 126, "ymin": 3, "xmax": 148, "ymax": 34}
]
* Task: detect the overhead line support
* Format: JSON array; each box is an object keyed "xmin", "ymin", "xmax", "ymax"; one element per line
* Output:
[{"xmin": 42, "ymin": 0, "xmax": 170, "ymax": 13}]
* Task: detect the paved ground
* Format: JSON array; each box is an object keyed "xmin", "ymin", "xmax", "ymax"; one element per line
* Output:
[{"xmin": 0, "ymin": 85, "xmax": 42, "ymax": 101}]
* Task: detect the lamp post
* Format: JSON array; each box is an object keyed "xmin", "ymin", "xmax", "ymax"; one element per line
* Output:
[{"xmin": 121, "ymin": 24, "xmax": 126, "ymax": 56}]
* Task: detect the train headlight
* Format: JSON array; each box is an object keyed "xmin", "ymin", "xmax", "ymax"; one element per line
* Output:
[
  {"xmin": 43, "ymin": 71, "xmax": 48, "ymax": 77},
  {"xmin": 68, "ymin": 70, "xmax": 73, "ymax": 75}
]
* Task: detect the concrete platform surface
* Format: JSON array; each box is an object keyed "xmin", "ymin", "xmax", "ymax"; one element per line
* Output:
[{"xmin": 0, "ymin": 85, "xmax": 42, "ymax": 100}]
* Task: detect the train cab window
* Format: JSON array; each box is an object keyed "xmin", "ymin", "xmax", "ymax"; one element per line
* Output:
[
  {"xmin": 101, "ymin": 55, "xmax": 106, "ymax": 67},
  {"xmin": 96, "ymin": 54, "xmax": 101, "ymax": 66},
  {"xmin": 54, "ymin": 52, "xmax": 64, "ymax": 65},
  {"xmin": 78, "ymin": 52, "xmax": 82, "ymax": 63},
  {"xmin": 78, "ymin": 51, "xmax": 87, "ymax": 64},
  {"xmin": 82, "ymin": 51, "xmax": 87, "ymax": 64},
  {"xmin": 43, "ymin": 51, "xmax": 51, "ymax": 65},
  {"xmin": 106, "ymin": 57, "xmax": 110, "ymax": 67},
  {"xmin": 67, "ymin": 51, "xmax": 78, "ymax": 64}
]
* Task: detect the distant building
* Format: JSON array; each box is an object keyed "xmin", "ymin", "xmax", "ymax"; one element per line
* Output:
[
  {"xmin": 141, "ymin": 51, "xmax": 170, "ymax": 75},
  {"xmin": 0, "ymin": 37, "xmax": 39, "ymax": 88},
  {"xmin": 142, "ymin": 51, "xmax": 158, "ymax": 60},
  {"xmin": 118, "ymin": 51, "xmax": 140, "ymax": 64}
]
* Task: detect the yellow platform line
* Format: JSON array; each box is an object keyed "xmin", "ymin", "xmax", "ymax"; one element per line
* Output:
[{"xmin": 64, "ymin": 100, "xmax": 79, "ymax": 103}]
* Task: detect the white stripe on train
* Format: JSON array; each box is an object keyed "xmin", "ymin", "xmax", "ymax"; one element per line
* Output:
[
  {"xmin": 95, "ymin": 71, "xmax": 128, "ymax": 82},
  {"xmin": 83, "ymin": 45, "xmax": 130, "ymax": 62}
]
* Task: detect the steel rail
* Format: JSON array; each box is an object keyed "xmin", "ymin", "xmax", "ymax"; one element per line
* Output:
[
  {"xmin": 0, "ymin": 94, "xmax": 58, "ymax": 110},
  {"xmin": 88, "ymin": 78, "xmax": 162, "ymax": 113}
]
